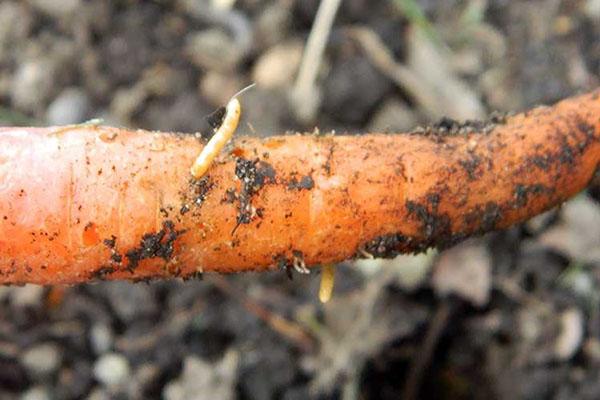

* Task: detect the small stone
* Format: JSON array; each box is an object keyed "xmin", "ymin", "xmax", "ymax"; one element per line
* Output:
[
  {"xmin": 140, "ymin": 92, "xmax": 212, "ymax": 133},
  {"xmin": 524, "ymin": 209, "xmax": 556, "ymax": 234},
  {"xmin": 199, "ymin": 71, "xmax": 244, "ymax": 106},
  {"xmin": 554, "ymin": 308, "xmax": 584, "ymax": 360},
  {"xmin": 586, "ymin": 0, "xmax": 600, "ymax": 19},
  {"xmin": 110, "ymin": 84, "xmax": 149, "ymax": 124},
  {"xmin": 86, "ymin": 388, "xmax": 111, "ymax": 400},
  {"xmin": 93, "ymin": 353, "xmax": 131, "ymax": 388},
  {"xmin": 367, "ymin": 98, "xmax": 418, "ymax": 133},
  {"xmin": 9, "ymin": 284, "xmax": 44, "ymax": 308},
  {"xmin": 252, "ymin": 41, "xmax": 304, "ymax": 89},
  {"xmin": 102, "ymin": 282, "xmax": 157, "ymax": 323},
  {"xmin": 46, "ymin": 87, "xmax": 90, "ymax": 125},
  {"xmin": 163, "ymin": 351, "xmax": 238, "ymax": 400},
  {"xmin": 392, "ymin": 252, "xmax": 436, "ymax": 291},
  {"xmin": 583, "ymin": 338, "xmax": 600, "ymax": 364},
  {"xmin": 20, "ymin": 343, "xmax": 62, "ymax": 378},
  {"xmin": 212, "ymin": 0, "xmax": 236, "ymax": 10},
  {"xmin": 141, "ymin": 64, "xmax": 192, "ymax": 97},
  {"xmin": 20, "ymin": 386, "xmax": 51, "ymax": 400},
  {"xmin": 538, "ymin": 195, "xmax": 600, "ymax": 263},
  {"xmin": 163, "ymin": 382, "xmax": 185, "ymax": 400},
  {"xmin": 11, "ymin": 60, "xmax": 57, "ymax": 113},
  {"xmin": 559, "ymin": 267, "xmax": 594, "ymax": 299},
  {"xmin": 255, "ymin": 1, "xmax": 292, "ymax": 47},
  {"xmin": 353, "ymin": 251, "xmax": 435, "ymax": 291},
  {"xmin": 0, "ymin": 3, "xmax": 32, "ymax": 60},
  {"xmin": 185, "ymin": 29, "xmax": 244, "ymax": 72},
  {"xmin": 432, "ymin": 240, "xmax": 491, "ymax": 306},
  {"xmin": 29, "ymin": 0, "xmax": 81, "ymax": 19},
  {"xmin": 90, "ymin": 323, "xmax": 113, "ymax": 355},
  {"xmin": 323, "ymin": 57, "xmax": 393, "ymax": 124}
]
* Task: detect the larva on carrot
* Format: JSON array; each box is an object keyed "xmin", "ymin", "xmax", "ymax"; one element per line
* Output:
[{"xmin": 190, "ymin": 84, "xmax": 255, "ymax": 179}]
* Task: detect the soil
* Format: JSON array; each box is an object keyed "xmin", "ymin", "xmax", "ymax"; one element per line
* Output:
[{"xmin": 1, "ymin": 0, "xmax": 600, "ymax": 399}]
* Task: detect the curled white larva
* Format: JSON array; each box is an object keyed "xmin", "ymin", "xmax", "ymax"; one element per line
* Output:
[{"xmin": 190, "ymin": 97, "xmax": 241, "ymax": 179}]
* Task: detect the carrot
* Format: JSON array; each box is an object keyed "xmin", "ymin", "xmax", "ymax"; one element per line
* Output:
[{"xmin": 0, "ymin": 89, "xmax": 599, "ymax": 285}]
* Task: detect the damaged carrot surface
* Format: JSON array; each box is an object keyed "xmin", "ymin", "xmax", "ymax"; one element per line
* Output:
[{"xmin": 1, "ymin": 90, "xmax": 600, "ymax": 285}]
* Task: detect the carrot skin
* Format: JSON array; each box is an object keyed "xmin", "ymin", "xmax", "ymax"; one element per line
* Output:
[{"xmin": 1, "ymin": 90, "xmax": 599, "ymax": 285}]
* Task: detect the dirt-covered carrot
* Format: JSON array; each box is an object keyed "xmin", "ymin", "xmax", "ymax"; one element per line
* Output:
[{"xmin": 1, "ymin": 89, "xmax": 599, "ymax": 285}]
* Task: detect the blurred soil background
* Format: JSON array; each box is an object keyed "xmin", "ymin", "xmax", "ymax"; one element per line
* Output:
[{"xmin": 1, "ymin": 0, "xmax": 600, "ymax": 399}]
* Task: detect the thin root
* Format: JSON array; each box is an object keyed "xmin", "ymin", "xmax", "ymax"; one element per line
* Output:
[{"xmin": 292, "ymin": 253, "xmax": 310, "ymax": 274}]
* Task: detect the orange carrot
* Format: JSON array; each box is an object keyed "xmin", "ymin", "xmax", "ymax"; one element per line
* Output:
[{"xmin": 1, "ymin": 89, "xmax": 599, "ymax": 285}]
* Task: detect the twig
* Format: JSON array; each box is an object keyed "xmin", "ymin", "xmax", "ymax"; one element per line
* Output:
[
  {"xmin": 402, "ymin": 301, "xmax": 454, "ymax": 400},
  {"xmin": 211, "ymin": 276, "xmax": 315, "ymax": 351},
  {"xmin": 291, "ymin": 0, "xmax": 343, "ymax": 122}
]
